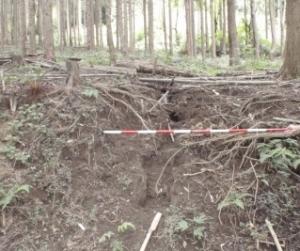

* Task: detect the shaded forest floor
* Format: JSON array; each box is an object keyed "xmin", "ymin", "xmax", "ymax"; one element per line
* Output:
[{"xmin": 0, "ymin": 52, "xmax": 299, "ymax": 251}]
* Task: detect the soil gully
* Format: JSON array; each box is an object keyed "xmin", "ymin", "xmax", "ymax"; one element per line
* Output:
[{"xmin": 141, "ymin": 147, "xmax": 175, "ymax": 208}]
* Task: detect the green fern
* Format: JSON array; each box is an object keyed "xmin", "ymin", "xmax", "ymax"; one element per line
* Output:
[
  {"xmin": 218, "ymin": 192, "xmax": 250, "ymax": 211},
  {"xmin": 117, "ymin": 222, "xmax": 136, "ymax": 234},
  {"xmin": 258, "ymin": 138, "xmax": 300, "ymax": 171},
  {"xmin": 0, "ymin": 184, "xmax": 30, "ymax": 210},
  {"xmin": 174, "ymin": 219, "xmax": 189, "ymax": 232}
]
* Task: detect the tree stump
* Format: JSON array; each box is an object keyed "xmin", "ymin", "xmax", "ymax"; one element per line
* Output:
[{"xmin": 66, "ymin": 58, "xmax": 81, "ymax": 90}]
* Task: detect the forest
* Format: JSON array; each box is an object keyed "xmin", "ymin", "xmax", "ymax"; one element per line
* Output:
[{"xmin": 0, "ymin": 0, "xmax": 300, "ymax": 251}]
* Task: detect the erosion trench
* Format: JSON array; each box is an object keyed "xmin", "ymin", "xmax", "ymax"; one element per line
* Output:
[{"xmin": 0, "ymin": 73, "xmax": 300, "ymax": 251}]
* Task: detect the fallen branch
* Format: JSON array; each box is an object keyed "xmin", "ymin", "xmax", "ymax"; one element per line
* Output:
[
  {"xmin": 140, "ymin": 212, "xmax": 162, "ymax": 251},
  {"xmin": 265, "ymin": 219, "xmax": 283, "ymax": 251},
  {"xmin": 116, "ymin": 60, "xmax": 197, "ymax": 77},
  {"xmin": 139, "ymin": 77, "xmax": 278, "ymax": 86},
  {"xmin": 273, "ymin": 117, "xmax": 300, "ymax": 124},
  {"xmin": 148, "ymin": 91, "xmax": 169, "ymax": 112}
]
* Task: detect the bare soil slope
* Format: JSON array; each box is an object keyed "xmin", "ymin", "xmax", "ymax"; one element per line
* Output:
[{"xmin": 0, "ymin": 73, "xmax": 299, "ymax": 251}]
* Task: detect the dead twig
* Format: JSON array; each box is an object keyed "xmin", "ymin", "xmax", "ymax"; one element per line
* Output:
[
  {"xmin": 265, "ymin": 219, "xmax": 284, "ymax": 251},
  {"xmin": 102, "ymin": 90, "xmax": 150, "ymax": 130}
]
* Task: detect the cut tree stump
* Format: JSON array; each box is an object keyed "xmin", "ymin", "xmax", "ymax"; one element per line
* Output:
[{"xmin": 66, "ymin": 58, "xmax": 81, "ymax": 89}]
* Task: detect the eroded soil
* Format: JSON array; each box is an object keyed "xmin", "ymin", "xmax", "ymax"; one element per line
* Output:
[{"xmin": 0, "ymin": 75, "xmax": 300, "ymax": 251}]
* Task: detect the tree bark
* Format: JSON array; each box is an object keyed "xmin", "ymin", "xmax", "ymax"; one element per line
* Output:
[
  {"xmin": 19, "ymin": 0, "xmax": 27, "ymax": 56},
  {"xmin": 94, "ymin": 0, "xmax": 100, "ymax": 47},
  {"xmin": 37, "ymin": 0, "xmax": 43, "ymax": 46},
  {"xmin": 210, "ymin": 0, "xmax": 216, "ymax": 58},
  {"xmin": 59, "ymin": 0, "xmax": 67, "ymax": 48},
  {"xmin": 78, "ymin": 0, "xmax": 83, "ymax": 45},
  {"xmin": 280, "ymin": 0, "xmax": 285, "ymax": 54},
  {"xmin": 185, "ymin": 0, "xmax": 195, "ymax": 57},
  {"xmin": 143, "ymin": 0, "xmax": 148, "ymax": 52},
  {"xmin": 123, "ymin": 0, "xmax": 129, "ymax": 54},
  {"xmin": 106, "ymin": 0, "xmax": 116, "ymax": 65},
  {"xmin": 168, "ymin": 0, "xmax": 173, "ymax": 55},
  {"xmin": 200, "ymin": 0, "xmax": 205, "ymax": 59},
  {"xmin": 269, "ymin": 0, "xmax": 276, "ymax": 55},
  {"xmin": 280, "ymin": 0, "xmax": 300, "ymax": 79},
  {"xmin": 148, "ymin": 0, "xmax": 154, "ymax": 54},
  {"xmin": 204, "ymin": 0, "xmax": 209, "ymax": 54},
  {"xmin": 116, "ymin": 0, "xmax": 123, "ymax": 50},
  {"xmin": 265, "ymin": 0, "xmax": 268, "ymax": 39},
  {"xmin": 128, "ymin": 0, "xmax": 135, "ymax": 51},
  {"xmin": 162, "ymin": 0, "xmax": 168, "ymax": 52},
  {"xmin": 0, "ymin": 0, "xmax": 5, "ymax": 47},
  {"xmin": 66, "ymin": 59, "xmax": 81, "ymax": 90},
  {"xmin": 227, "ymin": 0, "xmax": 239, "ymax": 65},
  {"xmin": 86, "ymin": 0, "xmax": 95, "ymax": 49},
  {"xmin": 41, "ymin": 0, "xmax": 55, "ymax": 60},
  {"xmin": 250, "ymin": 0, "xmax": 260, "ymax": 58},
  {"xmin": 220, "ymin": 0, "xmax": 227, "ymax": 55}
]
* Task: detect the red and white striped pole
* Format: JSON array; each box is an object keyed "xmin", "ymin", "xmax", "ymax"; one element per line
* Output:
[{"xmin": 103, "ymin": 127, "xmax": 293, "ymax": 136}]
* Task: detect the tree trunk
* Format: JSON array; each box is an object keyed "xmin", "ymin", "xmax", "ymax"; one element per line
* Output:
[
  {"xmin": 37, "ymin": 0, "xmax": 43, "ymax": 46},
  {"xmin": 265, "ymin": 0, "xmax": 268, "ymax": 39},
  {"xmin": 227, "ymin": 0, "xmax": 239, "ymax": 65},
  {"xmin": 210, "ymin": 0, "xmax": 216, "ymax": 57},
  {"xmin": 116, "ymin": 0, "xmax": 123, "ymax": 50},
  {"xmin": 95, "ymin": 0, "xmax": 100, "ymax": 47},
  {"xmin": 162, "ymin": 0, "xmax": 168, "ymax": 52},
  {"xmin": 280, "ymin": 0, "xmax": 300, "ymax": 79},
  {"xmin": 250, "ymin": 0, "xmax": 260, "ymax": 58},
  {"xmin": 243, "ymin": 0, "xmax": 249, "ymax": 45},
  {"xmin": 128, "ymin": 0, "xmax": 135, "ymax": 51},
  {"xmin": 66, "ymin": 0, "xmax": 72, "ymax": 46},
  {"xmin": 200, "ymin": 0, "xmax": 205, "ymax": 59},
  {"xmin": 12, "ymin": 0, "xmax": 19, "ymax": 47},
  {"xmin": 269, "ymin": 0, "xmax": 276, "ymax": 54},
  {"xmin": 168, "ymin": 0, "xmax": 173, "ymax": 55},
  {"xmin": 59, "ymin": 0, "xmax": 67, "ymax": 48},
  {"xmin": 220, "ymin": 0, "xmax": 227, "ymax": 54},
  {"xmin": 86, "ymin": 0, "xmax": 95, "ymax": 49},
  {"xmin": 78, "ymin": 0, "xmax": 83, "ymax": 45},
  {"xmin": 41, "ymin": 0, "xmax": 55, "ymax": 60},
  {"xmin": 204, "ymin": 0, "xmax": 209, "ymax": 54},
  {"xmin": 0, "ymin": 0, "xmax": 5, "ymax": 47},
  {"xmin": 148, "ymin": 0, "xmax": 154, "ymax": 54},
  {"xmin": 280, "ymin": 0, "xmax": 285, "ymax": 54},
  {"xmin": 28, "ymin": 0, "xmax": 36, "ymax": 54},
  {"xmin": 185, "ymin": 0, "xmax": 195, "ymax": 57},
  {"xmin": 143, "ymin": 0, "xmax": 148, "ymax": 52},
  {"xmin": 19, "ymin": 0, "xmax": 27, "ymax": 56},
  {"xmin": 106, "ymin": 0, "xmax": 116, "ymax": 65},
  {"xmin": 123, "ymin": 0, "xmax": 129, "ymax": 54}
]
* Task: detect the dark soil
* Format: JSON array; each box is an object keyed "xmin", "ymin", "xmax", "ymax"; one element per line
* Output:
[{"xmin": 0, "ymin": 73, "xmax": 300, "ymax": 251}]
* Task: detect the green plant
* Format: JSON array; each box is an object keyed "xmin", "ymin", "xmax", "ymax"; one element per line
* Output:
[
  {"xmin": 82, "ymin": 87, "xmax": 99, "ymax": 98},
  {"xmin": 174, "ymin": 219, "xmax": 189, "ymax": 232},
  {"xmin": 99, "ymin": 231, "xmax": 115, "ymax": 244},
  {"xmin": 110, "ymin": 240, "xmax": 124, "ymax": 251},
  {"xmin": 218, "ymin": 192, "xmax": 250, "ymax": 211},
  {"xmin": 258, "ymin": 138, "xmax": 300, "ymax": 172},
  {"xmin": 192, "ymin": 215, "xmax": 207, "ymax": 240},
  {"xmin": 166, "ymin": 208, "xmax": 208, "ymax": 245},
  {"xmin": 174, "ymin": 214, "xmax": 207, "ymax": 241},
  {"xmin": 0, "ymin": 184, "xmax": 30, "ymax": 209},
  {"xmin": 99, "ymin": 222, "xmax": 134, "ymax": 250},
  {"xmin": 0, "ymin": 145, "xmax": 30, "ymax": 165},
  {"xmin": 117, "ymin": 222, "xmax": 136, "ymax": 234}
]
